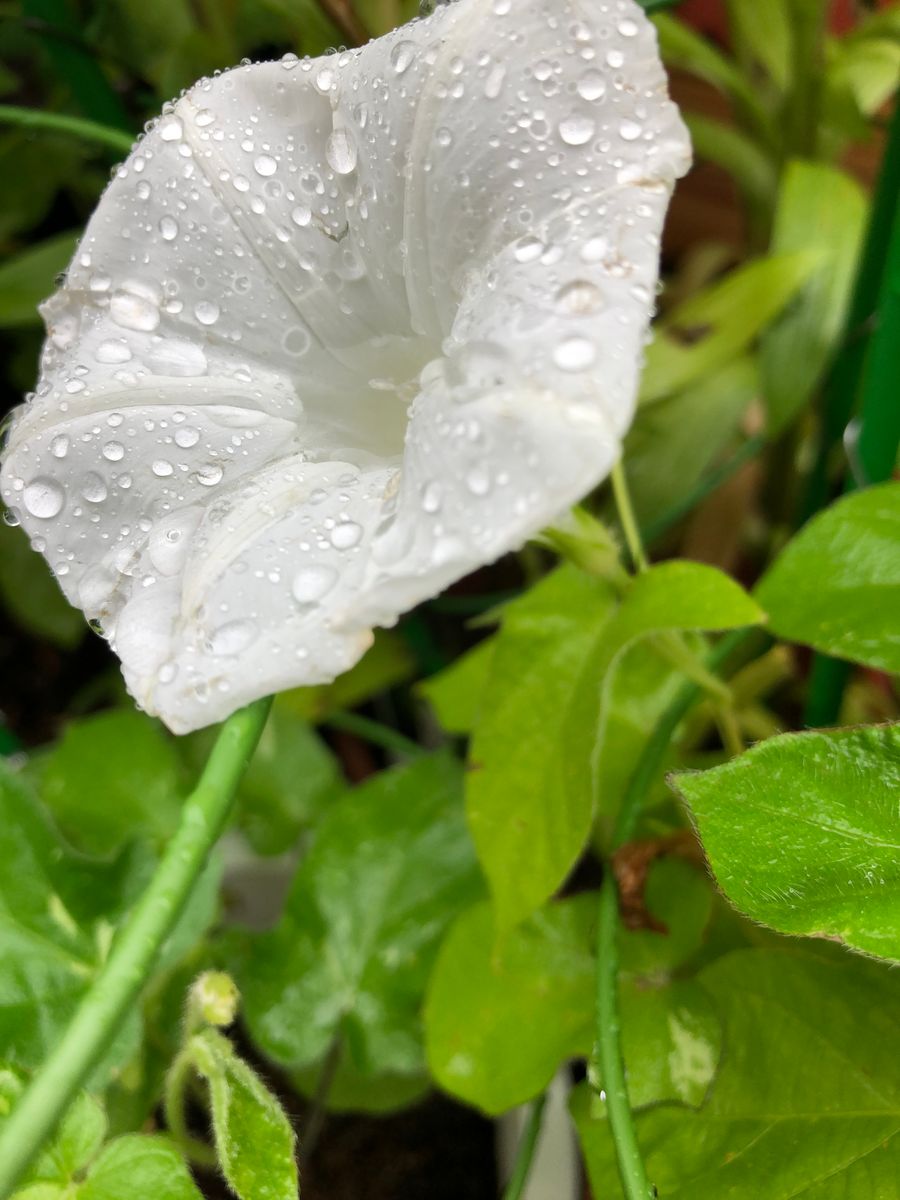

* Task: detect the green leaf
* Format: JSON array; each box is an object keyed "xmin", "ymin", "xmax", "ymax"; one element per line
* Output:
[
  {"xmin": 0, "ymin": 1071, "xmax": 106, "ymax": 1187},
  {"xmin": 573, "ymin": 947, "xmax": 900, "ymax": 1199},
  {"xmin": 418, "ymin": 638, "xmax": 495, "ymax": 735},
  {"xmin": 653, "ymin": 13, "xmax": 767, "ymax": 119},
  {"xmin": 0, "ymin": 232, "xmax": 78, "ymax": 328},
  {"xmin": 79, "ymin": 1136, "xmax": 203, "ymax": 1200},
  {"xmin": 674, "ymin": 724, "xmax": 900, "ymax": 961},
  {"xmin": 34, "ymin": 709, "xmax": 184, "ymax": 857},
  {"xmin": 756, "ymin": 483, "xmax": 900, "ymax": 672},
  {"xmin": 0, "ymin": 522, "xmax": 85, "ymax": 649},
  {"xmin": 725, "ymin": 0, "xmax": 792, "ymax": 90},
  {"xmin": 684, "ymin": 116, "xmax": 778, "ymax": 216},
  {"xmin": 228, "ymin": 753, "xmax": 482, "ymax": 1089},
  {"xmin": 641, "ymin": 253, "xmax": 818, "ymax": 405},
  {"xmin": 466, "ymin": 568, "xmax": 617, "ymax": 935},
  {"xmin": 190, "ymin": 1031, "xmax": 297, "ymax": 1200},
  {"xmin": 621, "ymin": 356, "xmax": 760, "ymax": 530},
  {"xmin": 761, "ymin": 162, "xmax": 867, "ymax": 432},
  {"xmin": 826, "ymin": 37, "xmax": 900, "ymax": 118},
  {"xmin": 425, "ymin": 897, "xmax": 595, "ymax": 1115}
]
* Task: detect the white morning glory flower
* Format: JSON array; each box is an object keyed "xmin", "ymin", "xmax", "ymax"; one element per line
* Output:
[{"xmin": 0, "ymin": 0, "xmax": 689, "ymax": 732}]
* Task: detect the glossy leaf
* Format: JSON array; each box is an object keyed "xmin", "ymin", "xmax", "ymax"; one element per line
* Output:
[
  {"xmin": 761, "ymin": 161, "xmax": 867, "ymax": 433},
  {"xmin": 425, "ymin": 897, "xmax": 595, "ymax": 1115},
  {"xmin": 34, "ymin": 709, "xmax": 184, "ymax": 857},
  {"xmin": 574, "ymin": 947, "xmax": 900, "ymax": 1199},
  {"xmin": 191, "ymin": 1030, "xmax": 298, "ymax": 1200},
  {"xmin": 675, "ymin": 724, "xmax": 900, "ymax": 961},
  {"xmin": 756, "ymin": 483, "xmax": 900, "ymax": 672},
  {"xmin": 466, "ymin": 568, "xmax": 617, "ymax": 935},
  {"xmin": 418, "ymin": 638, "xmax": 495, "ymax": 735},
  {"xmin": 641, "ymin": 253, "xmax": 818, "ymax": 405},
  {"xmin": 229, "ymin": 753, "xmax": 482, "ymax": 1087}
]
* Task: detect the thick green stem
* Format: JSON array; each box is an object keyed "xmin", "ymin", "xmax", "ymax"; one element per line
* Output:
[
  {"xmin": 594, "ymin": 631, "xmax": 750, "ymax": 1200},
  {"xmin": 0, "ymin": 697, "xmax": 272, "ymax": 1198},
  {"xmin": 502, "ymin": 1094, "xmax": 548, "ymax": 1200},
  {"xmin": 0, "ymin": 104, "xmax": 134, "ymax": 154}
]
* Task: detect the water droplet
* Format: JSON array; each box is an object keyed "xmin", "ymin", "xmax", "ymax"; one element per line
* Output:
[
  {"xmin": 620, "ymin": 120, "xmax": 642, "ymax": 142},
  {"xmin": 391, "ymin": 40, "xmax": 416, "ymax": 74},
  {"xmin": 465, "ymin": 466, "xmax": 491, "ymax": 496},
  {"xmin": 291, "ymin": 204, "xmax": 312, "ymax": 227},
  {"xmin": 159, "ymin": 116, "xmax": 183, "ymax": 142},
  {"xmin": 96, "ymin": 339, "xmax": 133, "ymax": 364},
  {"xmin": 555, "ymin": 280, "xmax": 604, "ymax": 315},
  {"xmin": 618, "ymin": 18, "xmax": 639, "ymax": 37},
  {"xmin": 195, "ymin": 463, "xmax": 224, "ymax": 487},
  {"xmin": 421, "ymin": 481, "xmax": 442, "ymax": 513},
  {"xmin": 194, "ymin": 300, "xmax": 220, "ymax": 326},
  {"xmin": 330, "ymin": 520, "xmax": 362, "ymax": 549},
  {"xmin": 254, "ymin": 153, "xmax": 277, "ymax": 177},
  {"xmin": 209, "ymin": 618, "xmax": 259, "ymax": 656},
  {"xmin": 24, "ymin": 477, "xmax": 65, "ymax": 519},
  {"xmin": 514, "ymin": 235, "xmax": 545, "ymax": 263},
  {"xmin": 292, "ymin": 563, "xmax": 338, "ymax": 604},
  {"xmin": 606, "ymin": 49, "xmax": 625, "ymax": 69},
  {"xmin": 110, "ymin": 290, "xmax": 160, "ymax": 332},
  {"xmin": 559, "ymin": 115, "xmax": 595, "ymax": 146},
  {"xmin": 81, "ymin": 472, "xmax": 108, "ymax": 503},
  {"xmin": 195, "ymin": 108, "xmax": 215, "ymax": 127},
  {"xmin": 152, "ymin": 459, "xmax": 174, "ymax": 477},
  {"xmin": 577, "ymin": 70, "xmax": 606, "ymax": 101},
  {"xmin": 50, "ymin": 434, "xmax": 70, "ymax": 458},
  {"xmin": 282, "ymin": 327, "xmax": 311, "ymax": 356},
  {"xmin": 326, "ymin": 129, "xmax": 357, "ymax": 175},
  {"xmin": 554, "ymin": 336, "xmax": 596, "ymax": 371},
  {"xmin": 175, "ymin": 426, "xmax": 201, "ymax": 448},
  {"xmin": 159, "ymin": 215, "xmax": 179, "ymax": 240},
  {"xmin": 484, "ymin": 64, "xmax": 506, "ymax": 98},
  {"xmin": 102, "ymin": 441, "xmax": 125, "ymax": 462}
]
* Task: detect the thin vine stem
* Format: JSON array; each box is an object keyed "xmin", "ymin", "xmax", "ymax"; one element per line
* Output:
[
  {"xmin": 0, "ymin": 104, "xmax": 134, "ymax": 154},
  {"xmin": 610, "ymin": 462, "xmax": 649, "ymax": 573},
  {"xmin": 502, "ymin": 1093, "xmax": 548, "ymax": 1200},
  {"xmin": 324, "ymin": 709, "xmax": 425, "ymax": 759},
  {"xmin": 0, "ymin": 696, "xmax": 272, "ymax": 1198}
]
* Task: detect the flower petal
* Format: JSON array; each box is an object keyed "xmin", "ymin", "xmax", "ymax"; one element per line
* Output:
[{"xmin": 0, "ymin": 0, "xmax": 689, "ymax": 731}]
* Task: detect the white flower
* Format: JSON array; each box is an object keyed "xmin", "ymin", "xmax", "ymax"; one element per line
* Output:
[{"xmin": 0, "ymin": 0, "xmax": 689, "ymax": 733}]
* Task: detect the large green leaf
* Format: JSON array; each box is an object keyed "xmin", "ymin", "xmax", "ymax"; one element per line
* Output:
[
  {"xmin": 33, "ymin": 709, "xmax": 184, "ymax": 857},
  {"xmin": 228, "ymin": 753, "xmax": 482, "ymax": 1088},
  {"xmin": 756, "ymin": 483, "xmax": 900, "ymax": 673},
  {"xmin": 674, "ymin": 724, "xmax": 900, "ymax": 961},
  {"xmin": 573, "ymin": 947, "xmax": 900, "ymax": 1199},
  {"xmin": 641, "ymin": 253, "xmax": 818, "ymax": 405},
  {"xmin": 418, "ymin": 638, "xmax": 495, "ymax": 736},
  {"xmin": 190, "ymin": 1030, "xmax": 297, "ymax": 1200},
  {"xmin": 761, "ymin": 162, "xmax": 867, "ymax": 433},
  {"xmin": 466, "ymin": 568, "xmax": 617, "ymax": 936}
]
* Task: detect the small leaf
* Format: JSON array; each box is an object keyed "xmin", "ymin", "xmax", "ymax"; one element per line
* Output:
[
  {"xmin": 28, "ymin": 1092, "xmax": 107, "ymax": 1185},
  {"xmin": 640, "ymin": 252, "xmax": 818, "ymax": 405},
  {"xmin": 573, "ymin": 947, "xmax": 900, "ymax": 1199},
  {"xmin": 418, "ymin": 638, "xmax": 495, "ymax": 735},
  {"xmin": 756, "ymin": 483, "xmax": 900, "ymax": 672},
  {"xmin": 79, "ymin": 1135, "xmax": 203, "ymax": 1200},
  {"xmin": 674, "ymin": 723, "xmax": 900, "ymax": 961},
  {"xmin": 424, "ymin": 898, "xmax": 595, "ymax": 1115},
  {"xmin": 228, "ymin": 753, "xmax": 482, "ymax": 1092},
  {"xmin": 33, "ymin": 709, "xmax": 185, "ymax": 857},
  {"xmin": 761, "ymin": 161, "xmax": 867, "ymax": 433},
  {"xmin": 191, "ymin": 1031, "xmax": 298, "ymax": 1200}
]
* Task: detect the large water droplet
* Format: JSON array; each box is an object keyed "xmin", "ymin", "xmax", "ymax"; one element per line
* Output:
[
  {"xmin": 558, "ymin": 115, "xmax": 595, "ymax": 146},
  {"xmin": 577, "ymin": 70, "xmax": 606, "ymax": 102},
  {"xmin": 553, "ymin": 336, "xmax": 596, "ymax": 371},
  {"xmin": 24, "ymin": 477, "xmax": 65, "ymax": 519},
  {"xmin": 254, "ymin": 154, "xmax": 278, "ymax": 177},
  {"xmin": 391, "ymin": 40, "xmax": 416, "ymax": 74},
  {"xmin": 96, "ymin": 339, "xmax": 133, "ymax": 364},
  {"xmin": 292, "ymin": 563, "xmax": 339, "ymax": 604},
  {"xmin": 330, "ymin": 520, "xmax": 362, "ymax": 549},
  {"xmin": 158, "ymin": 116, "xmax": 183, "ymax": 141},
  {"xmin": 209, "ymin": 618, "xmax": 259, "ymax": 656},
  {"xmin": 81, "ymin": 472, "xmax": 108, "ymax": 503},
  {"xmin": 159, "ymin": 215, "xmax": 179, "ymax": 241},
  {"xmin": 326, "ymin": 129, "xmax": 357, "ymax": 175},
  {"xmin": 555, "ymin": 280, "xmax": 604, "ymax": 315},
  {"xmin": 111, "ymin": 290, "xmax": 160, "ymax": 332},
  {"xmin": 194, "ymin": 300, "xmax": 220, "ymax": 326}
]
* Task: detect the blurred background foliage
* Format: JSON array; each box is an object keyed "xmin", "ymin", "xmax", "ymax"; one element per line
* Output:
[{"xmin": 0, "ymin": 1, "xmax": 898, "ymax": 1197}]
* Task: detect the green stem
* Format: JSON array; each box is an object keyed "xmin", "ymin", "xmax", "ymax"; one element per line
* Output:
[
  {"xmin": 300, "ymin": 1037, "xmax": 342, "ymax": 1162},
  {"xmin": 324, "ymin": 710, "xmax": 424, "ymax": 759},
  {"xmin": 163, "ymin": 1046, "xmax": 217, "ymax": 1169},
  {"xmin": 502, "ymin": 1094, "xmax": 548, "ymax": 1200},
  {"xmin": 594, "ymin": 630, "xmax": 750, "ymax": 1200},
  {"xmin": 610, "ymin": 462, "xmax": 649, "ymax": 573},
  {"xmin": 0, "ymin": 697, "xmax": 272, "ymax": 1198},
  {"xmin": 0, "ymin": 104, "xmax": 134, "ymax": 154}
]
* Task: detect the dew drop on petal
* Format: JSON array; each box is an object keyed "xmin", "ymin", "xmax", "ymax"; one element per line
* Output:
[
  {"xmin": 102, "ymin": 441, "xmax": 125, "ymax": 462},
  {"xmin": 618, "ymin": 18, "xmax": 639, "ymax": 37},
  {"xmin": 195, "ymin": 463, "xmax": 224, "ymax": 487},
  {"xmin": 159, "ymin": 216, "xmax": 179, "ymax": 241},
  {"xmin": 254, "ymin": 154, "xmax": 278, "ymax": 177},
  {"xmin": 208, "ymin": 618, "xmax": 259, "ymax": 656},
  {"xmin": 81, "ymin": 472, "xmax": 108, "ymax": 503},
  {"xmin": 326, "ymin": 129, "xmax": 357, "ymax": 175},
  {"xmin": 24, "ymin": 477, "xmax": 65, "ymax": 519},
  {"xmin": 152, "ymin": 459, "xmax": 174, "ymax": 477},
  {"xmin": 292, "ymin": 563, "xmax": 338, "ymax": 604},
  {"xmin": 558, "ymin": 115, "xmax": 595, "ymax": 146},
  {"xmin": 159, "ymin": 116, "xmax": 183, "ymax": 141},
  {"xmin": 484, "ymin": 64, "xmax": 506, "ymax": 98},
  {"xmin": 465, "ymin": 466, "xmax": 491, "ymax": 496},
  {"xmin": 421, "ymin": 481, "xmax": 442, "ymax": 513},
  {"xmin": 175, "ymin": 426, "xmax": 201, "ymax": 448},
  {"xmin": 110, "ymin": 290, "xmax": 160, "ymax": 332},
  {"xmin": 291, "ymin": 204, "xmax": 312, "ymax": 227},
  {"xmin": 553, "ymin": 336, "xmax": 597, "ymax": 371},
  {"xmin": 620, "ymin": 120, "xmax": 643, "ymax": 142},
  {"xmin": 514, "ymin": 235, "xmax": 545, "ymax": 263},
  {"xmin": 555, "ymin": 280, "xmax": 604, "ymax": 315},
  {"xmin": 391, "ymin": 40, "xmax": 416, "ymax": 74},
  {"xmin": 50, "ymin": 434, "xmax": 70, "ymax": 459},
  {"xmin": 194, "ymin": 300, "xmax": 220, "ymax": 326},
  {"xmin": 96, "ymin": 339, "xmax": 133, "ymax": 364},
  {"xmin": 330, "ymin": 520, "xmax": 362, "ymax": 549},
  {"xmin": 577, "ymin": 70, "xmax": 606, "ymax": 101}
]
